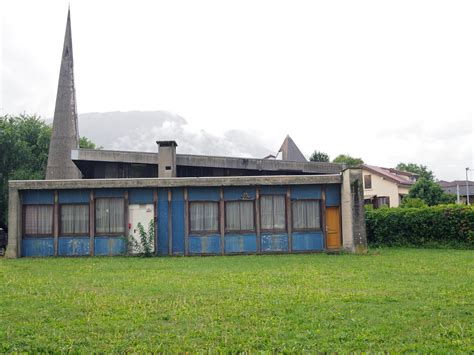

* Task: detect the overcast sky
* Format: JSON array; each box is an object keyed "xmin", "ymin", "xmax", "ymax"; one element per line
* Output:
[{"xmin": 1, "ymin": 0, "xmax": 473, "ymax": 180}]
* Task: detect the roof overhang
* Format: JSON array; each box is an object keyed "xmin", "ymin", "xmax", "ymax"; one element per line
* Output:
[{"xmin": 9, "ymin": 174, "xmax": 342, "ymax": 191}]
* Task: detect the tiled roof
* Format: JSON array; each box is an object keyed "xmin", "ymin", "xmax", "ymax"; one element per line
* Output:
[{"xmin": 362, "ymin": 164, "xmax": 416, "ymax": 186}]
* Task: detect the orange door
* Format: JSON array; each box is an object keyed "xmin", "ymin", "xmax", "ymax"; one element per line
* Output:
[{"xmin": 326, "ymin": 207, "xmax": 341, "ymax": 249}]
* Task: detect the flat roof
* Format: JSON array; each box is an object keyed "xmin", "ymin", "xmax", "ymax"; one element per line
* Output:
[
  {"xmin": 9, "ymin": 174, "xmax": 342, "ymax": 190},
  {"xmin": 71, "ymin": 148, "xmax": 344, "ymax": 174}
]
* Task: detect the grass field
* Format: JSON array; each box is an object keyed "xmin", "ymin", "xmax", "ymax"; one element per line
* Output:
[{"xmin": 0, "ymin": 249, "xmax": 473, "ymax": 352}]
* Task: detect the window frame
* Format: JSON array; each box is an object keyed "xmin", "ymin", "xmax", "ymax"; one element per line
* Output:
[
  {"xmin": 59, "ymin": 203, "xmax": 90, "ymax": 236},
  {"xmin": 224, "ymin": 200, "xmax": 256, "ymax": 233},
  {"xmin": 259, "ymin": 194, "xmax": 287, "ymax": 233},
  {"xmin": 291, "ymin": 199, "xmax": 322, "ymax": 232},
  {"xmin": 188, "ymin": 200, "xmax": 220, "ymax": 235},
  {"xmin": 23, "ymin": 204, "xmax": 54, "ymax": 237},
  {"xmin": 364, "ymin": 174, "xmax": 372, "ymax": 190},
  {"xmin": 94, "ymin": 197, "xmax": 125, "ymax": 235}
]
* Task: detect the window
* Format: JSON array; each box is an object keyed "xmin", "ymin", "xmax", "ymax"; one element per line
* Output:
[
  {"xmin": 95, "ymin": 198, "xmax": 124, "ymax": 234},
  {"xmin": 364, "ymin": 175, "xmax": 372, "ymax": 189},
  {"xmin": 61, "ymin": 204, "xmax": 89, "ymax": 235},
  {"xmin": 190, "ymin": 201, "xmax": 219, "ymax": 233},
  {"xmin": 377, "ymin": 196, "xmax": 390, "ymax": 208},
  {"xmin": 225, "ymin": 201, "xmax": 254, "ymax": 232},
  {"xmin": 24, "ymin": 205, "xmax": 53, "ymax": 236},
  {"xmin": 260, "ymin": 195, "xmax": 286, "ymax": 231},
  {"xmin": 292, "ymin": 200, "xmax": 321, "ymax": 230}
]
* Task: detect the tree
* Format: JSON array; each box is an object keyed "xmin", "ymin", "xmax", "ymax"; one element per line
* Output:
[
  {"xmin": 396, "ymin": 162, "xmax": 434, "ymax": 181},
  {"xmin": 0, "ymin": 114, "xmax": 100, "ymax": 224},
  {"xmin": 408, "ymin": 177, "xmax": 455, "ymax": 206},
  {"xmin": 332, "ymin": 154, "xmax": 364, "ymax": 167},
  {"xmin": 309, "ymin": 150, "xmax": 330, "ymax": 162},
  {"xmin": 80, "ymin": 136, "xmax": 103, "ymax": 150}
]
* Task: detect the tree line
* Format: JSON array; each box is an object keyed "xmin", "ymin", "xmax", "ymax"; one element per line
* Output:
[
  {"xmin": 309, "ymin": 149, "xmax": 456, "ymax": 206},
  {"xmin": 0, "ymin": 114, "xmax": 100, "ymax": 225}
]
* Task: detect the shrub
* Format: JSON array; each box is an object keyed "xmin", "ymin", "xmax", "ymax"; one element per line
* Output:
[
  {"xmin": 400, "ymin": 197, "xmax": 427, "ymax": 208},
  {"xmin": 128, "ymin": 219, "xmax": 155, "ymax": 257},
  {"xmin": 366, "ymin": 205, "xmax": 474, "ymax": 248}
]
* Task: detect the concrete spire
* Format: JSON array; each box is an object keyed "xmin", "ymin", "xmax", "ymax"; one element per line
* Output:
[
  {"xmin": 46, "ymin": 9, "xmax": 82, "ymax": 180},
  {"xmin": 278, "ymin": 135, "xmax": 307, "ymax": 162}
]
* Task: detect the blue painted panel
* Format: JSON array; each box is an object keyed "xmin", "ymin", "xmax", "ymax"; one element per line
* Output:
[
  {"xmin": 157, "ymin": 189, "xmax": 169, "ymax": 255},
  {"xmin": 58, "ymin": 237, "xmax": 90, "ymax": 256},
  {"xmin": 22, "ymin": 238, "xmax": 54, "ymax": 257},
  {"xmin": 172, "ymin": 188, "xmax": 185, "ymax": 255},
  {"xmin": 292, "ymin": 232, "xmax": 324, "ymax": 251},
  {"xmin": 129, "ymin": 189, "xmax": 154, "ymax": 204},
  {"xmin": 94, "ymin": 189, "xmax": 125, "ymax": 198},
  {"xmin": 224, "ymin": 234, "xmax": 257, "ymax": 253},
  {"xmin": 261, "ymin": 233, "xmax": 289, "ymax": 252},
  {"xmin": 224, "ymin": 186, "xmax": 256, "ymax": 201},
  {"xmin": 188, "ymin": 235, "xmax": 221, "ymax": 254},
  {"xmin": 58, "ymin": 190, "xmax": 90, "ymax": 204},
  {"xmin": 326, "ymin": 185, "xmax": 341, "ymax": 207},
  {"xmin": 259, "ymin": 186, "xmax": 287, "ymax": 195},
  {"xmin": 94, "ymin": 236, "xmax": 126, "ymax": 256},
  {"xmin": 188, "ymin": 187, "xmax": 220, "ymax": 201},
  {"xmin": 291, "ymin": 185, "xmax": 321, "ymax": 200},
  {"xmin": 22, "ymin": 190, "xmax": 54, "ymax": 204}
]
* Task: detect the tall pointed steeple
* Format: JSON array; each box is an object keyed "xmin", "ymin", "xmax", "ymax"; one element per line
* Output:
[
  {"xmin": 278, "ymin": 135, "xmax": 307, "ymax": 162},
  {"xmin": 46, "ymin": 8, "xmax": 82, "ymax": 179}
]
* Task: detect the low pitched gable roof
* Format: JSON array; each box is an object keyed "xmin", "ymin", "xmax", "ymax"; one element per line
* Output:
[{"xmin": 362, "ymin": 164, "xmax": 416, "ymax": 186}]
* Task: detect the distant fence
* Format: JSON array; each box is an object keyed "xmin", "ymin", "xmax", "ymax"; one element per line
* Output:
[{"xmin": 365, "ymin": 205, "xmax": 474, "ymax": 248}]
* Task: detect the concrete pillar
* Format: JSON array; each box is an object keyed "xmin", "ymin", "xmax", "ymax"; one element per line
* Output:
[
  {"xmin": 341, "ymin": 168, "xmax": 367, "ymax": 253},
  {"xmin": 6, "ymin": 187, "xmax": 20, "ymax": 258},
  {"xmin": 156, "ymin": 141, "xmax": 178, "ymax": 178}
]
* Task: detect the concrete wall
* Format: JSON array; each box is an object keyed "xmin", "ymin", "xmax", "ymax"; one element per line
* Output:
[
  {"xmin": 341, "ymin": 169, "xmax": 367, "ymax": 253},
  {"xmin": 7, "ymin": 176, "xmax": 352, "ymax": 257}
]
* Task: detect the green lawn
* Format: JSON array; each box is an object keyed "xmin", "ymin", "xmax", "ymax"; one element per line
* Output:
[{"xmin": 0, "ymin": 249, "xmax": 472, "ymax": 352}]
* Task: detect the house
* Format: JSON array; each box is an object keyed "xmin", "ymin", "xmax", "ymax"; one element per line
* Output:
[
  {"xmin": 6, "ymin": 10, "xmax": 367, "ymax": 258},
  {"xmin": 438, "ymin": 180, "xmax": 474, "ymax": 205},
  {"xmin": 361, "ymin": 164, "xmax": 418, "ymax": 208}
]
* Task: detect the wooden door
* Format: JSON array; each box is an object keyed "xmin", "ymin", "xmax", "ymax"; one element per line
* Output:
[{"xmin": 326, "ymin": 206, "xmax": 341, "ymax": 249}]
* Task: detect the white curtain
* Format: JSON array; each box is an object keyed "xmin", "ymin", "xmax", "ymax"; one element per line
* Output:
[
  {"xmin": 260, "ymin": 196, "xmax": 273, "ymax": 230},
  {"xmin": 109, "ymin": 198, "xmax": 124, "ymax": 233},
  {"xmin": 191, "ymin": 202, "xmax": 218, "ymax": 232},
  {"xmin": 226, "ymin": 202, "xmax": 240, "ymax": 231},
  {"xmin": 240, "ymin": 201, "xmax": 254, "ymax": 231},
  {"xmin": 62, "ymin": 205, "xmax": 89, "ymax": 234},
  {"xmin": 273, "ymin": 196, "xmax": 286, "ymax": 230},
  {"xmin": 61, "ymin": 205, "xmax": 75, "ymax": 234},
  {"xmin": 226, "ymin": 201, "xmax": 254, "ymax": 231},
  {"xmin": 292, "ymin": 200, "xmax": 320, "ymax": 229},
  {"xmin": 95, "ymin": 199, "xmax": 109, "ymax": 233},
  {"xmin": 260, "ymin": 195, "xmax": 285, "ymax": 231},
  {"xmin": 24, "ymin": 205, "xmax": 53, "ymax": 235},
  {"xmin": 75, "ymin": 205, "xmax": 89, "ymax": 234},
  {"xmin": 203, "ymin": 202, "xmax": 218, "ymax": 232},
  {"xmin": 96, "ymin": 198, "xmax": 124, "ymax": 233}
]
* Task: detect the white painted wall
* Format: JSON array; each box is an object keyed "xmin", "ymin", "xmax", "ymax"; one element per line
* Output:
[{"xmin": 362, "ymin": 169, "xmax": 409, "ymax": 207}]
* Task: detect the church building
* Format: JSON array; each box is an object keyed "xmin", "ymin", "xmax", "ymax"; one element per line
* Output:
[{"xmin": 6, "ymin": 10, "xmax": 367, "ymax": 258}]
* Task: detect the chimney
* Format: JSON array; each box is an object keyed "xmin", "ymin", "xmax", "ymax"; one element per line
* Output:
[{"xmin": 156, "ymin": 141, "xmax": 178, "ymax": 177}]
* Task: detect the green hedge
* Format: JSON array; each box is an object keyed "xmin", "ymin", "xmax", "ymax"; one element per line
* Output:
[{"xmin": 365, "ymin": 205, "xmax": 474, "ymax": 248}]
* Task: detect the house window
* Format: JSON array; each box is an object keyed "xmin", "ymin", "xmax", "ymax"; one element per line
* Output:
[
  {"xmin": 95, "ymin": 198, "xmax": 125, "ymax": 234},
  {"xmin": 24, "ymin": 205, "xmax": 53, "ymax": 236},
  {"xmin": 225, "ymin": 201, "xmax": 254, "ymax": 232},
  {"xmin": 377, "ymin": 196, "xmax": 390, "ymax": 207},
  {"xmin": 190, "ymin": 201, "xmax": 219, "ymax": 233},
  {"xmin": 260, "ymin": 195, "xmax": 286, "ymax": 232},
  {"xmin": 61, "ymin": 204, "xmax": 89, "ymax": 235},
  {"xmin": 364, "ymin": 175, "xmax": 372, "ymax": 189},
  {"xmin": 292, "ymin": 200, "xmax": 321, "ymax": 230}
]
